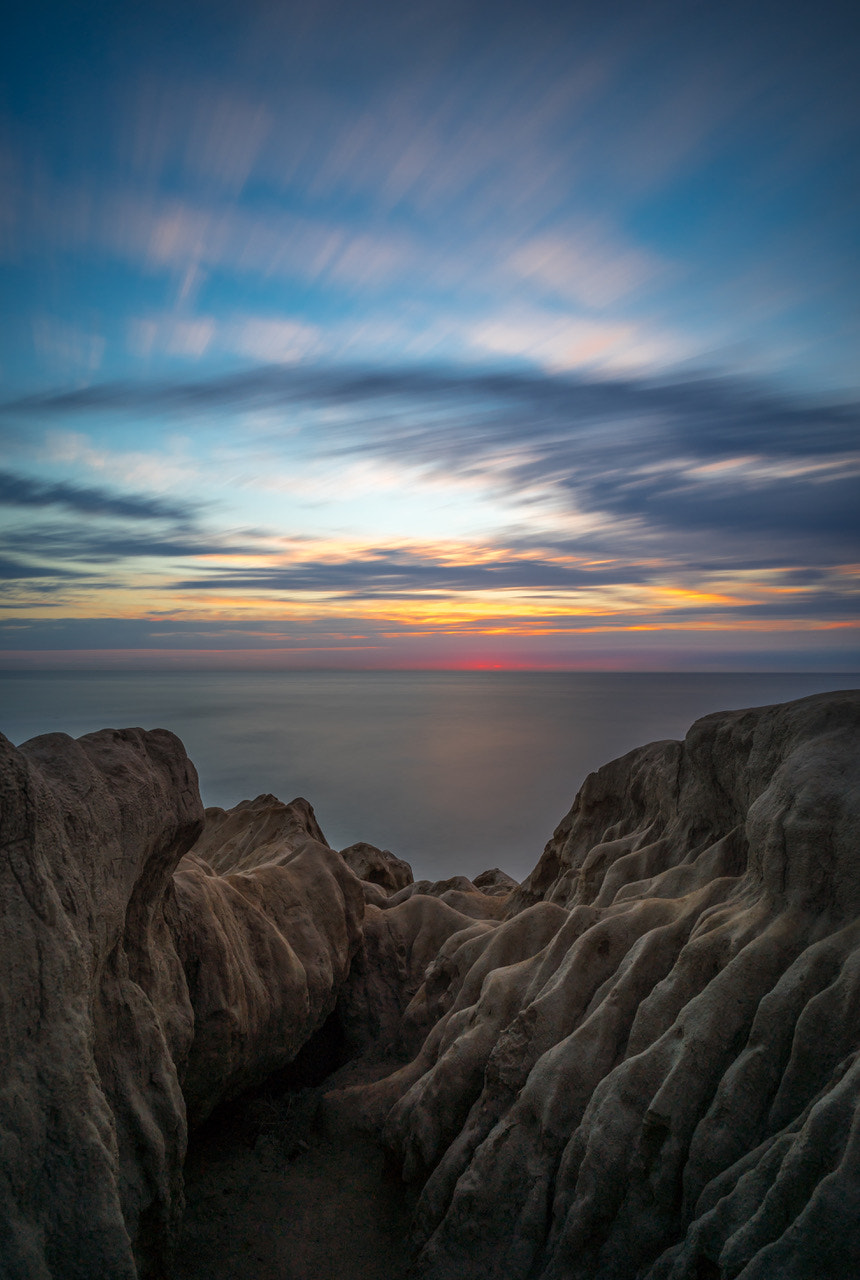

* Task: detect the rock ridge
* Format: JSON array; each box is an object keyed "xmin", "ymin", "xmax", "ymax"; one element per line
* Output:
[
  {"xmin": 2, "ymin": 690, "xmax": 859, "ymax": 1279},
  {"xmin": 348, "ymin": 690, "xmax": 860, "ymax": 1280},
  {"xmin": 0, "ymin": 730, "xmax": 364, "ymax": 1278}
]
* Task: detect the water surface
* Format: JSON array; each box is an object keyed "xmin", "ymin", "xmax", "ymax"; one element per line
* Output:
[{"xmin": 2, "ymin": 671, "xmax": 855, "ymax": 881}]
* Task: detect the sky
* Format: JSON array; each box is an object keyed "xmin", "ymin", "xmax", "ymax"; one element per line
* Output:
[{"xmin": 1, "ymin": 0, "xmax": 858, "ymax": 671}]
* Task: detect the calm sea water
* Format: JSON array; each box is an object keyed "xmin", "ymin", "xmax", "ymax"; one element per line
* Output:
[{"xmin": 1, "ymin": 671, "xmax": 856, "ymax": 881}]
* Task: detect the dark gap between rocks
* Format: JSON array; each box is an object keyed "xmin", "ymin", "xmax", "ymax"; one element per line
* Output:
[{"xmin": 172, "ymin": 1015, "xmax": 418, "ymax": 1280}]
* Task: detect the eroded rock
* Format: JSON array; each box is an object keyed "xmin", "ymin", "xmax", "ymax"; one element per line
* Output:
[
  {"xmin": 4, "ymin": 691, "xmax": 859, "ymax": 1280},
  {"xmin": 189, "ymin": 792, "xmax": 328, "ymax": 874},
  {"xmin": 339, "ymin": 840, "xmax": 414, "ymax": 894},
  {"xmin": 0, "ymin": 731, "xmax": 364, "ymax": 1279},
  {"xmin": 362, "ymin": 691, "xmax": 860, "ymax": 1279}
]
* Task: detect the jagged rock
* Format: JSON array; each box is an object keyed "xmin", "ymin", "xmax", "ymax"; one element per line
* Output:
[
  {"xmin": 472, "ymin": 868, "xmax": 520, "ymax": 896},
  {"xmin": 339, "ymin": 841, "xmax": 414, "ymax": 894},
  {"xmin": 369, "ymin": 691, "xmax": 860, "ymax": 1279},
  {"xmin": 189, "ymin": 792, "xmax": 328, "ymax": 873},
  {"xmin": 0, "ymin": 730, "xmax": 364, "ymax": 1280},
  {"xmin": 387, "ymin": 875, "xmax": 511, "ymax": 920},
  {"xmin": 4, "ymin": 691, "xmax": 859, "ymax": 1280}
]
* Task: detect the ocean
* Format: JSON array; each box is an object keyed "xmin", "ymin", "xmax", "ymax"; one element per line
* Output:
[{"xmin": 1, "ymin": 670, "xmax": 856, "ymax": 882}]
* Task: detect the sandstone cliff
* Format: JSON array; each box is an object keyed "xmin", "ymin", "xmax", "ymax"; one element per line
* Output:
[
  {"xmin": 338, "ymin": 690, "xmax": 860, "ymax": 1279},
  {"xmin": 0, "ymin": 731, "xmax": 364, "ymax": 1279},
  {"xmin": 2, "ymin": 691, "xmax": 859, "ymax": 1280}
]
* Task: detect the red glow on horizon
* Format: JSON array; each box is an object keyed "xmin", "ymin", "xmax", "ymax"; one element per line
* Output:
[{"xmin": 0, "ymin": 646, "xmax": 855, "ymax": 675}]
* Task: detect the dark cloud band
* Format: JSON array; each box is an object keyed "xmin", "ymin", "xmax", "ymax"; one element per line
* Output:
[{"xmin": 0, "ymin": 469, "xmax": 200, "ymax": 523}]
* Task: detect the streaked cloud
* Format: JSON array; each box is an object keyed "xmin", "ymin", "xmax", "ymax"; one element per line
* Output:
[
  {"xmin": 507, "ymin": 228, "xmax": 662, "ymax": 309},
  {"xmin": 0, "ymin": 468, "xmax": 201, "ymax": 522},
  {"xmin": 5, "ymin": 368, "xmax": 854, "ymax": 552},
  {"xmin": 465, "ymin": 312, "xmax": 690, "ymax": 373},
  {"xmin": 128, "ymin": 312, "xmax": 323, "ymax": 365},
  {"xmin": 1, "ymin": 0, "xmax": 857, "ymax": 670}
]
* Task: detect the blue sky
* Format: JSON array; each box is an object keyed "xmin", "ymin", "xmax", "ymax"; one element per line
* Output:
[{"xmin": 1, "ymin": 0, "xmax": 858, "ymax": 669}]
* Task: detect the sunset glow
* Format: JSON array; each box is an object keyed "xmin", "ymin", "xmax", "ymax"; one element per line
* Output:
[{"xmin": 1, "ymin": 1, "xmax": 857, "ymax": 670}]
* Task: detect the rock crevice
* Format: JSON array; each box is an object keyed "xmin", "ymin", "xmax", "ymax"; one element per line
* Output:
[{"xmin": 0, "ymin": 734, "xmax": 364, "ymax": 1278}]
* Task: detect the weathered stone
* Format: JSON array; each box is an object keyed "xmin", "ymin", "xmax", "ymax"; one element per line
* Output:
[
  {"xmin": 4, "ymin": 691, "xmax": 859, "ymax": 1280},
  {"xmin": 189, "ymin": 792, "xmax": 328, "ymax": 874},
  {"xmin": 472, "ymin": 867, "xmax": 520, "ymax": 896},
  {"xmin": 339, "ymin": 840, "xmax": 414, "ymax": 893},
  {"xmin": 0, "ymin": 730, "xmax": 364, "ymax": 1279},
  {"xmin": 368, "ymin": 691, "xmax": 860, "ymax": 1279}
]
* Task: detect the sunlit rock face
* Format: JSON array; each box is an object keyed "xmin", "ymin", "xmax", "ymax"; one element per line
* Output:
[
  {"xmin": 366, "ymin": 691, "xmax": 860, "ymax": 1279},
  {"xmin": 0, "ymin": 730, "xmax": 364, "ymax": 1280}
]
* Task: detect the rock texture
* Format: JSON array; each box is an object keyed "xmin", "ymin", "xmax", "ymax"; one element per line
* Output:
[
  {"xmin": 189, "ymin": 792, "xmax": 328, "ymax": 874},
  {"xmin": 361, "ymin": 690, "xmax": 860, "ymax": 1279},
  {"xmin": 0, "ymin": 731, "xmax": 364, "ymax": 1280},
  {"xmin": 339, "ymin": 841, "xmax": 414, "ymax": 894},
  {"xmin": 3, "ymin": 690, "xmax": 859, "ymax": 1280}
]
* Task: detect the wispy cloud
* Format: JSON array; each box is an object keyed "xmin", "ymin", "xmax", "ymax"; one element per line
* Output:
[
  {"xmin": 6, "ymin": 362, "xmax": 856, "ymax": 447},
  {"xmin": 465, "ymin": 311, "xmax": 690, "ymax": 373},
  {"xmin": 0, "ymin": 469, "xmax": 201, "ymax": 522},
  {"xmin": 164, "ymin": 550, "xmax": 653, "ymax": 595},
  {"xmin": 507, "ymin": 228, "xmax": 663, "ymax": 309},
  {"xmin": 0, "ymin": 556, "xmax": 89, "ymax": 581},
  {"xmin": 39, "ymin": 430, "xmax": 200, "ymax": 494},
  {"xmin": 5, "ymin": 365, "xmax": 857, "ymax": 556},
  {"xmin": 0, "ymin": 521, "xmax": 261, "ymax": 564},
  {"xmin": 128, "ymin": 312, "xmax": 323, "ymax": 365}
]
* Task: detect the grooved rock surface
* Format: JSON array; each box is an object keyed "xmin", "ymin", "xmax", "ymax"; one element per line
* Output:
[
  {"xmin": 357, "ymin": 691, "xmax": 860, "ymax": 1279},
  {"xmin": 189, "ymin": 793, "xmax": 329, "ymax": 874},
  {"xmin": 173, "ymin": 836, "xmax": 364, "ymax": 1126},
  {"xmin": 4, "ymin": 691, "xmax": 859, "ymax": 1280},
  {"xmin": 340, "ymin": 841, "xmax": 414, "ymax": 894},
  {"xmin": 0, "ymin": 730, "xmax": 365, "ymax": 1280}
]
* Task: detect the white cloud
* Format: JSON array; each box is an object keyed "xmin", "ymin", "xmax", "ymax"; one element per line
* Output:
[
  {"xmin": 229, "ymin": 317, "xmax": 322, "ymax": 363},
  {"xmin": 467, "ymin": 310, "xmax": 691, "ymax": 374},
  {"xmin": 40, "ymin": 429, "xmax": 198, "ymax": 492},
  {"xmin": 507, "ymin": 225, "xmax": 663, "ymax": 309},
  {"xmin": 129, "ymin": 315, "xmax": 216, "ymax": 359}
]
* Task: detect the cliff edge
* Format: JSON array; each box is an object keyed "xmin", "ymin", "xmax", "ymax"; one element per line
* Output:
[
  {"xmin": 345, "ymin": 690, "xmax": 860, "ymax": 1279},
  {"xmin": 2, "ymin": 690, "xmax": 859, "ymax": 1279},
  {"xmin": 0, "ymin": 729, "xmax": 364, "ymax": 1278}
]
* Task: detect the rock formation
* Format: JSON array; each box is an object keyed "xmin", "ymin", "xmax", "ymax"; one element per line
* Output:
[
  {"xmin": 339, "ymin": 841, "xmax": 414, "ymax": 894},
  {"xmin": 0, "ymin": 731, "xmax": 364, "ymax": 1279},
  {"xmin": 340, "ymin": 689, "xmax": 860, "ymax": 1279},
  {"xmin": 2, "ymin": 690, "xmax": 859, "ymax": 1280}
]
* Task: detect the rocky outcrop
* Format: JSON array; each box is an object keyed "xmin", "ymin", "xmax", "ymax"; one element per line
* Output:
[
  {"xmin": 362, "ymin": 690, "xmax": 860, "ymax": 1279},
  {"xmin": 340, "ymin": 841, "xmax": 414, "ymax": 894},
  {"xmin": 472, "ymin": 867, "xmax": 520, "ymax": 896},
  {"xmin": 189, "ymin": 792, "xmax": 328, "ymax": 874},
  {"xmin": 3, "ymin": 690, "xmax": 859, "ymax": 1280},
  {"xmin": 0, "ymin": 730, "xmax": 365, "ymax": 1280}
]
